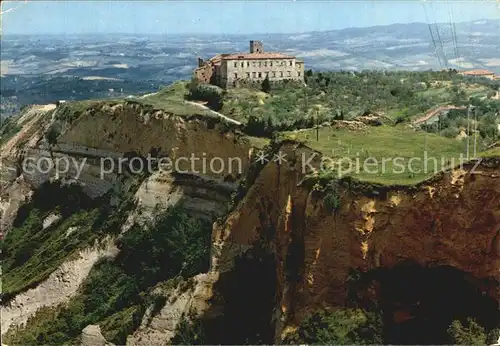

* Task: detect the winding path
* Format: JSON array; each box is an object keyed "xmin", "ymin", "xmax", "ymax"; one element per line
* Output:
[
  {"xmin": 184, "ymin": 101, "xmax": 242, "ymax": 126},
  {"xmin": 413, "ymin": 105, "xmax": 466, "ymax": 125}
]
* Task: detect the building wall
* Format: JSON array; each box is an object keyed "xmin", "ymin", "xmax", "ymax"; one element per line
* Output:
[
  {"xmin": 250, "ymin": 40, "xmax": 264, "ymax": 54},
  {"xmin": 194, "ymin": 64, "xmax": 214, "ymax": 84},
  {"xmin": 219, "ymin": 58, "xmax": 304, "ymax": 87},
  {"xmin": 296, "ymin": 61, "xmax": 305, "ymax": 81},
  {"xmin": 459, "ymin": 72, "xmax": 496, "ymax": 80}
]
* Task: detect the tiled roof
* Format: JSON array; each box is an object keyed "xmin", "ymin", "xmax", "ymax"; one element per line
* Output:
[
  {"xmin": 460, "ymin": 69, "xmax": 495, "ymax": 76},
  {"xmin": 194, "ymin": 55, "xmax": 223, "ymax": 71},
  {"xmin": 221, "ymin": 52, "xmax": 295, "ymax": 60},
  {"xmin": 209, "ymin": 54, "xmax": 222, "ymax": 64}
]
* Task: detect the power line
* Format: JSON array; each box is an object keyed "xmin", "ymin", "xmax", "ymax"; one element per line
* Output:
[
  {"xmin": 422, "ymin": 1, "xmax": 443, "ymax": 69},
  {"xmin": 448, "ymin": 1, "xmax": 460, "ymax": 70},
  {"xmin": 429, "ymin": 1, "xmax": 448, "ymax": 69},
  {"xmin": 434, "ymin": 23, "xmax": 448, "ymax": 69},
  {"xmin": 451, "ymin": 10, "xmax": 460, "ymax": 70}
]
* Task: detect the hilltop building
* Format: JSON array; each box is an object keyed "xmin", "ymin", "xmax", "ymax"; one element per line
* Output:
[
  {"xmin": 194, "ymin": 40, "xmax": 304, "ymax": 88},
  {"xmin": 458, "ymin": 69, "xmax": 496, "ymax": 80}
]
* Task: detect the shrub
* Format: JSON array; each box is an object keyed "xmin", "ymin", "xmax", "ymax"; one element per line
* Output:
[
  {"xmin": 187, "ymin": 79, "xmax": 224, "ymax": 111},
  {"xmin": 117, "ymin": 206, "xmax": 211, "ymax": 286},
  {"xmin": 447, "ymin": 318, "xmax": 487, "ymax": 345},
  {"xmin": 45, "ymin": 122, "xmax": 62, "ymax": 145},
  {"xmin": 170, "ymin": 309, "xmax": 206, "ymax": 345},
  {"xmin": 324, "ymin": 190, "xmax": 341, "ymax": 212},
  {"xmin": 395, "ymin": 115, "xmax": 407, "ymax": 125},
  {"xmin": 487, "ymin": 328, "xmax": 500, "ymax": 345},
  {"xmin": 261, "ymin": 76, "xmax": 271, "ymax": 93},
  {"xmin": 441, "ymin": 126, "xmax": 460, "ymax": 138},
  {"xmin": 287, "ymin": 308, "xmax": 383, "ymax": 345}
]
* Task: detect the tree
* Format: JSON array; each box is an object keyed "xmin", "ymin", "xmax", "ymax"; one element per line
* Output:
[
  {"xmin": 447, "ymin": 318, "xmax": 487, "ymax": 345},
  {"xmin": 287, "ymin": 308, "xmax": 383, "ymax": 345},
  {"xmin": 261, "ymin": 76, "xmax": 271, "ymax": 93},
  {"xmin": 45, "ymin": 123, "xmax": 61, "ymax": 146},
  {"xmin": 487, "ymin": 328, "xmax": 500, "ymax": 345},
  {"xmin": 187, "ymin": 80, "xmax": 224, "ymax": 111},
  {"xmin": 305, "ymin": 69, "xmax": 313, "ymax": 84}
]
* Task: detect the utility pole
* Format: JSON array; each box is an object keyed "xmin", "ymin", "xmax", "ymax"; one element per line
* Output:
[
  {"xmin": 425, "ymin": 130, "xmax": 428, "ymax": 153},
  {"xmin": 466, "ymin": 105, "xmax": 470, "ymax": 160},
  {"xmin": 304, "ymin": 88, "xmax": 308, "ymax": 114},
  {"xmin": 316, "ymin": 109, "xmax": 319, "ymax": 142},
  {"xmin": 473, "ymin": 106, "xmax": 478, "ymax": 158}
]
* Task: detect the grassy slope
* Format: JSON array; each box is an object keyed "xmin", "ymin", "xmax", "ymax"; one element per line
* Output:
[
  {"xmin": 480, "ymin": 146, "xmax": 500, "ymax": 157},
  {"xmin": 283, "ymin": 125, "xmax": 469, "ymax": 185},
  {"xmin": 53, "ymin": 82, "xmax": 215, "ymax": 125},
  {"xmin": 2, "ymin": 181, "xmax": 138, "ymax": 301},
  {"xmin": 0, "ymin": 116, "xmax": 23, "ymax": 145},
  {"xmin": 135, "ymin": 82, "xmax": 212, "ymax": 116}
]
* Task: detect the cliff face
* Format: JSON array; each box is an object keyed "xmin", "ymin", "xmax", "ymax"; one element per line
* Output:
[
  {"xmin": 0, "ymin": 101, "xmax": 254, "ymax": 336},
  {"xmin": 2, "ymin": 102, "xmax": 499, "ymax": 344},
  {"xmin": 211, "ymin": 144, "xmax": 500, "ymax": 341},
  {"xmin": 1, "ymin": 101, "xmax": 253, "ymax": 229},
  {"xmin": 1, "ymin": 105, "xmax": 56, "ymax": 231}
]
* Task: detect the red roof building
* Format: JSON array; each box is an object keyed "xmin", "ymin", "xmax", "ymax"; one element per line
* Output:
[{"xmin": 194, "ymin": 40, "xmax": 304, "ymax": 88}]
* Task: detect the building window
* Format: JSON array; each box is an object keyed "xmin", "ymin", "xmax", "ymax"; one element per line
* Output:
[
  {"xmin": 298, "ymin": 72, "xmax": 301, "ymax": 77},
  {"xmin": 234, "ymin": 62, "xmax": 237, "ymax": 67},
  {"xmin": 252, "ymin": 72, "xmax": 256, "ymax": 78},
  {"xmin": 287, "ymin": 71, "xmax": 291, "ymax": 77},
  {"xmin": 270, "ymin": 61, "xmax": 273, "ymax": 67},
  {"xmin": 247, "ymin": 61, "xmax": 250, "ymax": 67},
  {"xmin": 280, "ymin": 71, "xmax": 283, "ymax": 77},
  {"xmin": 246, "ymin": 72, "xmax": 250, "ymax": 78},
  {"xmin": 253, "ymin": 61, "xmax": 256, "ymax": 67},
  {"xmin": 234, "ymin": 73, "xmax": 238, "ymax": 78},
  {"xmin": 258, "ymin": 72, "xmax": 262, "ymax": 78},
  {"xmin": 264, "ymin": 61, "xmax": 267, "ymax": 67},
  {"xmin": 259, "ymin": 62, "xmax": 262, "ymax": 67},
  {"xmin": 289, "ymin": 60, "xmax": 293, "ymax": 66},
  {"xmin": 241, "ymin": 62, "xmax": 244, "ymax": 67},
  {"xmin": 272, "ymin": 71, "xmax": 276, "ymax": 77}
]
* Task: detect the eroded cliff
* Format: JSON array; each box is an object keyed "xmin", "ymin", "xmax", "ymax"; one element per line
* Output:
[
  {"xmin": 2, "ymin": 101, "xmax": 499, "ymax": 344},
  {"xmin": 0, "ymin": 100, "xmax": 255, "ymax": 338},
  {"xmin": 209, "ymin": 143, "xmax": 500, "ymax": 343}
]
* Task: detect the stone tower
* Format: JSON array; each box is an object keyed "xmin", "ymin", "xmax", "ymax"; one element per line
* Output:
[{"xmin": 249, "ymin": 40, "xmax": 264, "ymax": 54}]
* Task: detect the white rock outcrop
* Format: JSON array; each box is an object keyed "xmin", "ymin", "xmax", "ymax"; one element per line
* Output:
[
  {"xmin": 126, "ymin": 273, "xmax": 217, "ymax": 346},
  {"xmin": 81, "ymin": 324, "xmax": 114, "ymax": 346}
]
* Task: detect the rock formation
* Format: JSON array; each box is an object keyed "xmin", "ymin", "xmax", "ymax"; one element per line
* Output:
[{"xmin": 1, "ymin": 101, "xmax": 499, "ymax": 344}]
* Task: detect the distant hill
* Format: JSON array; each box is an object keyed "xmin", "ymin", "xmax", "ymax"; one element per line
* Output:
[{"xmin": 1, "ymin": 19, "xmax": 499, "ymax": 115}]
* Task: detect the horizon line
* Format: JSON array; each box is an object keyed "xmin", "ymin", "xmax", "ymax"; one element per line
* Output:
[{"xmin": 2, "ymin": 18, "xmax": 498, "ymax": 37}]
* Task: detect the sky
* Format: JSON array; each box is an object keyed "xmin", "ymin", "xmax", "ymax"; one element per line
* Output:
[{"xmin": 1, "ymin": 0, "xmax": 499, "ymax": 35}]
